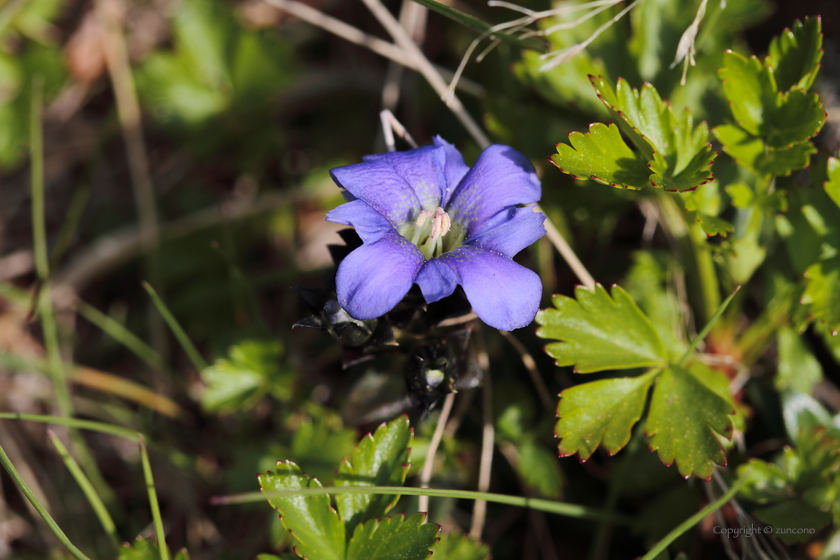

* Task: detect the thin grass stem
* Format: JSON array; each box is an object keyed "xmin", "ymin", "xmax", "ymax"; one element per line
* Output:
[
  {"xmin": 47, "ymin": 430, "xmax": 120, "ymax": 550},
  {"xmin": 640, "ymin": 470, "xmax": 746, "ymax": 560},
  {"xmin": 676, "ymin": 286, "xmax": 740, "ymax": 367},
  {"xmin": 142, "ymin": 282, "xmax": 208, "ymax": 371},
  {"xmin": 0, "ymin": 440, "xmax": 93, "ymax": 560},
  {"xmin": 0, "ymin": 413, "xmax": 140, "ymax": 440},
  {"xmin": 212, "ymin": 485, "xmax": 628, "ymax": 523},
  {"xmin": 139, "ymin": 435, "xmax": 170, "ymax": 560},
  {"xmin": 76, "ymin": 300, "xmax": 166, "ymax": 371}
]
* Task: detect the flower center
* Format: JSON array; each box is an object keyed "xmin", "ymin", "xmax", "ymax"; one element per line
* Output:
[{"xmin": 401, "ymin": 207, "xmax": 464, "ymax": 260}]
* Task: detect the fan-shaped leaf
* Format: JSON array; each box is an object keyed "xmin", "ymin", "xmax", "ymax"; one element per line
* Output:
[{"xmin": 345, "ymin": 513, "xmax": 439, "ymax": 560}]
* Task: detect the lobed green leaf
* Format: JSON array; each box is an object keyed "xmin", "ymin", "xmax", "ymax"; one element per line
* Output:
[
  {"xmin": 767, "ymin": 16, "xmax": 822, "ymax": 92},
  {"xmin": 429, "ymin": 532, "xmax": 489, "ymax": 560},
  {"xmin": 555, "ymin": 371, "xmax": 657, "ymax": 460},
  {"xmin": 713, "ymin": 123, "xmax": 816, "ymax": 177},
  {"xmin": 645, "ymin": 365, "xmax": 735, "ymax": 480},
  {"xmin": 345, "ymin": 513, "xmax": 439, "ymax": 560},
  {"xmin": 550, "ymin": 123, "xmax": 650, "ymax": 190},
  {"xmin": 335, "ymin": 416, "xmax": 411, "ymax": 533},
  {"xmin": 259, "ymin": 461, "xmax": 345, "ymax": 560},
  {"xmin": 537, "ymin": 284, "xmax": 668, "ymax": 373},
  {"xmin": 802, "ymin": 257, "xmax": 840, "ymax": 335}
]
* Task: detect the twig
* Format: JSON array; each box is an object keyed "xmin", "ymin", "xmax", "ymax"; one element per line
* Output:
[
  {"xmin": 360, "ymin": 0, "xmax": 491, "ymax": 148},
  {"xmin": 381, "ymin": 0, "xmax": 427, "ymax": 110},
  {"xmin": 540, "ymin": 209, "xmax": 596, "ymax": 290},
  {"xmin": 500, "ymin": 331, "xmax": 553, "ymax": 411},
  {"xmin": 380, "ymin": 109, "xmax": 419, "ymax": 153},
  {"xmin": 470, "ymin": 331, "xmax": 494, "ymax": 540},
  {"xmin": 97, "ymin": 0, "xmax": 165, "ymax": 358},
  {"xmin": 263, "ymin": 0, "xmax": 483, "ymax": 96},
  {"xmin": 418, "ymin": 392, "xmax": 455, "ymax": 513}
]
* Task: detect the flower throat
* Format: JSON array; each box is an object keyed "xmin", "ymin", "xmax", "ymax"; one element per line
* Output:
[{"xmin": 402, "ymin": 207, "xmax": 465, "ymax": 260}]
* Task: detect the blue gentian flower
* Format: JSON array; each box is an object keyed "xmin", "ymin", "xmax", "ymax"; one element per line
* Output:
[{"xmin": 326, "ymin": 137, "xmax": 546, "ymax": 331}]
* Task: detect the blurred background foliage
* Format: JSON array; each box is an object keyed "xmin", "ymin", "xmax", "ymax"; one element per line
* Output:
[{"xmin": 0, "ymin": 0, "xmax": 839, "ymax": 558}]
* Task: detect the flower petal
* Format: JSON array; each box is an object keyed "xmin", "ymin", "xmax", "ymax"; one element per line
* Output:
[
  {"xmin": 433, "ymin": 136, "xmax": 469, "ymax": 207},
  {"xmin": 465, "ymin": 206, "xmax": 546, "ymax": 258},
  {"xmin": 330, "ymin": 161, "xmax": 423, "ymax": 227},
  {"xmin": 415, "ymin": 258, "xmax": 459, "ymax": 303},
  {"xmin": 438, "ymin": 246, "xmax": 542, "ymax": 330},
  {"xmin": 326, "ymin": 200, "xmax": 395, "ymax": 243},
  {"xmin": 446, "ymin": 145, "xmax": 541, "ymax": 233},
  {"xmin": 336, "ymin": 233, "xmax": 424, "ymax": 320},
  {"xmin": 361, "ymin": 145, "xmax": 447, "ymax": 211}
]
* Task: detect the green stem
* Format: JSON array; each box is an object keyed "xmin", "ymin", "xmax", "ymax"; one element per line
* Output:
[
  {"xmin": 0, "ymin": 440, "xmax": 92, "ymax": 560},
  {"xmin": 47, "ymin": 430, "xmax": 120, "ymax": 550},
  {"xmin": 676, "ymin": 286, "xmax": 740, "ymax": 367},
  {"xmin": 213, "ymin": 486, "xmax": 629, "ymax": 524},
  {"xmin": 139, "ymin": 436, "xmax": 170, "ymax": 560},
  {"xmin": 142, "ymin": 282, "xmax": 208, "ymax": 371},
  {"xmin": 640, "ymin": 471, "xmax": 746, "ymax": 560}
]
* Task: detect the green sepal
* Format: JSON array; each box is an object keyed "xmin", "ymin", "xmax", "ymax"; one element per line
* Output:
[
  {"xmin": 536, "ymin": 284, "xmax": 668, "ymax": 373},
  {"xmin": 259, "ymin": 461, "xmax": 345, "ymax": 560},
  {"xmin": 335, "ymin": 416, "xmax": 412, "ymax": 533},
  {"xmin": 550, "ymin": 123, "xmax": 651, "ymax": 190},
  {"xmin": 345, "ymin": 513, "xmax": 440, "ymax": 560},
  {"xmin": 555, "ymin": 371, "xmax": 657, "ymax": 460},
  {"xmin": 767, "ymin": 16, "xmax": 823, "ymax": 92},
  {"xmin": 645, "ymin": 365, "xmax": 735, "ymax": 480}
]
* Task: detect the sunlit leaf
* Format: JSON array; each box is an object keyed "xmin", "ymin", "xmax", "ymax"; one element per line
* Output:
[
  {"xmin": 259, "ymin": 461, "xmax": 345, "ymax": 560},
  {"xmin": 825, "ymin": 154, "xmax": 840, "ymax": 209},
  {"xmin": 550, "ymin": 123, "xmax": 650, "ymax": 190},
  {"xmin": 646, "ymin": 365, "xmax": 735, "ymax": 479},
  {"xmin": 335, "ymin": 416, "xmax": 411, "ymax": 532},
  {"xmin": 767, "ymin": 16, "xmax": 822, "ymax": 92},
  {"xmin": 713, "ymin": 123, "xmax": 816, "ymax": 177},
  {"xmin": 802, "ymin": 257, "xmax": 840, "ymax": 335},
  {"xmin": 537, "ymin": 284, "xmax": 668, "ymax": 373},
  {"xmin": 345, "ymin": 513, "xmax": 439, "ymax": 560},
  {"xmin": 555, "ymin": 371, "xmax": 657, "ymax": 460},
  {"xmin": 695, "ymin": 213, "xmax": 733, "ymax": 238},
  {"xmin": 589, "ymin": 76, "xmax": 716, "ymax": 191}
]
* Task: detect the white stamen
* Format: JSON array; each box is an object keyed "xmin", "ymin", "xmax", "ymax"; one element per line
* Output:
[
  {"xmin": 430, "ymin": 207, "xmax": 451, "ymax": 239},
  {"xmin": 415, "ymin": 209, "xmax": 434, "ymax": 227}
]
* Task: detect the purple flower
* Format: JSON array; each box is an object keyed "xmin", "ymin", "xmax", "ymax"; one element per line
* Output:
[{"xmin": 326, "ymin": 137, "xmax": 546, "ymax": 331}]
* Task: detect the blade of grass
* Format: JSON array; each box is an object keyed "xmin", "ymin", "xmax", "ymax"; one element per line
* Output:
[
  {"xmin": 48, "ymin": 182, "xmax": 91, "ymax": 271},
  {"xmin": 676, "ymin": 286, "xmax": 741, "ymax": 367},
  {"xmin": 47, "ymin": 430, "xmax": 120, "ymax": 551},
  {"xmin": 211, "ymin": 486, "xmax": 628, "ymax": 524},
  {"xmin": 0, "ymin": 413, "xmax": 139, "ymax": 440},
  {"xmin": 142, "ymin": 282, "xmax": 207, "ymax": 371},
  {"xmin": 0, "ymin": 440, "xmax": 93, "ymax": 560},
  {"xmin": 30, "ymin": 76, "xmax": 72, "ymax": 418},
  {"xmin": 409, "ymin": 0, "xmax": 545, "ymax": 51},
  {"xmin": 139, "ymin": 435, "xmax": 170, "ymax": 560},
  {"xmin": 640, "ymin": 471, "xmax": 747, "ymax": 560},
  {"xmin": 76, "ymin": 300, "xmax": 166, "ymax": 371}
]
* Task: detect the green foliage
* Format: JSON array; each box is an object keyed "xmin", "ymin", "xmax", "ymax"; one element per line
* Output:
[
  {"xmin": 260, "ymin": 461, "xmax": 346, "ymax": 560},
  {"xmin": 429, "ymin": 532, "xmax": 490, "ymax": 560},
  {"xmin": 555, "ymin": 372, "xmax": 657, "ymax": 460},
  {"xmin": 539, "ymin": 285, "xmax": 738, "ymax": 478},
  {"xmin": 552, "ymin": 77, "xmax": 716, "ymax": 192},
  {"xmin": 346, "ymin": 514, "xmax": 439, "ymax": 560},
  {"xmin": 515, "ymin": 439, "xmax": 565, "ymax": 499},
  {"xmin": 766, "ymin": 16, "xmax": 823, "ymax": 92},
  {"xmin": 537, "ymin": 284, "xmax": 668, "ymax": 373},
  {"xmin": 260, "ymin": 417, "xmax": 438, "ymax": 560},
  {"xmin": 776, "ymin": 326, "xmax": 823, "ymax": 394},
  {"xmin": 646, "ymin": 365, "xmax": 734, "ymax": 480},
  {"xmin": 714, "ymin": 17, "xmax": 825, "ymax": 177},
  {"xmin": 335, "ymin": 416, "xmax": 411, "ymax": 533},
  {"xmin": 201, "ymin": 340, "xmax": 294, "ymax": 413},
  {"xmin": 118, "ymin": 539, "xmax": 189, "ymax": 560}
]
